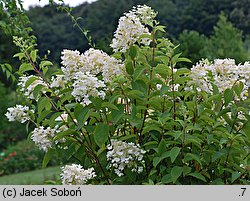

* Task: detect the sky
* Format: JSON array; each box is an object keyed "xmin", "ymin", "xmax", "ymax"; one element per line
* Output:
[{"xmin": 23, "ymin": 0, "xmax": 97, "ymax": 10}]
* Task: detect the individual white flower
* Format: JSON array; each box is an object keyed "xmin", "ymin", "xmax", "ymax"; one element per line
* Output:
[
  {"xmin": 60, "ymin": 164, "xmax": 96, "ymax": 185},
  {"xmin": 106, "ymin": 139, "xmax": 146, "ymax": 176},
  {"xmin": 31, "ymin": 126, "xmax": 59, "ymax": 152},
  {"xmin": 17, "ymin": 75, "xmax": 47, "ymax": 100},
  {"xmin": 5, "ymin": 105, "xmax": 34, "ymax": 123},
  {"xmin": 72, "ymin": 72, "xmax": 106, "ymax": 106},
  {"xmin": 110, "ymin": 12, "xmax": 151, "ymax": 52}
]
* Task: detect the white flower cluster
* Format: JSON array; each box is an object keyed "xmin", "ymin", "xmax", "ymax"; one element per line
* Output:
[
  {"xmin": 107, "ymin": 139, "xmax": 146, "ymax": 177},
  {"xmin": 188, "ymin": 59, "xmax": 250, "ymax": 100},
  {"xmin": 72, "ymin": 72, "xmax": 106, "ymax": 105},
  {"xmin": 5, "ymin": 105, "xmax": 34, "ymax": 123},
  {"xmin": 60, "ymin": 164, "xmax": 96, "ymax": 185},
  {"xmin": 31, "ymin": 126, "xmax": 59, "ymax": 152},
  {"xmin": 61, "ymin": 49, "xmax": 82, "ymax": 80},
  {"xmin": 61, "ymin": 48, "xmax": 125, "ymax": 82},
  {"xmin": 80, "ymin": 48, "xmax": 125, "ymax": 83},
  {"xmin": 110, "ymin": 5, "xmax": 157, "ymax": 52},
  {"xmin": 18, "ymin": 75, "xmax": 47, "ymax": 100},
  {"xmin": 132, "ymin": 5, "xmax": 157, "ymax": 25},
  {"xmin": 60, "ymin": 48, "xmax": 125, "ymax": 105}
]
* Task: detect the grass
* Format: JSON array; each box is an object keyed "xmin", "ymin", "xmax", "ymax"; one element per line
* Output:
[{"xmin": 0, "ymin": 166, "xmax": 61, "ymax": 185}]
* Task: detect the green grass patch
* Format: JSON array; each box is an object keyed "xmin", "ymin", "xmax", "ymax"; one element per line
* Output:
[{"xmin": 0, "ymin": 166, "xmax": 61, "ymax": 185}]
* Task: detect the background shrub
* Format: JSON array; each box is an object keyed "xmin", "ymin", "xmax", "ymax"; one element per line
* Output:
[{"xmin": 0, "ymin": 140, "xmax": 58, "ymax": 176}]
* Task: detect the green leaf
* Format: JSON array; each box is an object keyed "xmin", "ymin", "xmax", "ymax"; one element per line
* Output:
[
  {"xmin": 224, "ymin": 88, "xmax": 234, "ymax": 106},
  {"xmin": 189, "ymin": 172, "xmax": 206, "ymax": 182},
  {"xmin": 40, "ymin": 60, "xmax": 53, "ymax": 68},
  {"xmin": 161, "ymin": 174, "xmax": 172, "ymax": 184},
  {"xmin": 231, "ymin": 171, "xmax": 241, "ymax": 183},
  {"xmin": 125, "ymin": 60, "xmax": 134, "ymax": 75},
  {"xmin": 25, "ymin": 76, "xmax": 38, "ymax": 88},
  {"xmin": 30, "ymin": 50, "xmax": 38, "ymax": 62},
  {"xmin": 129, "ymin": 45, "xmax": 137, "ymax": 59},
  {"xmin": 38, "ymin": 97, "xmax": 51, "ymax": 114},
  {"xmin": 176, "ymin": 68, "xmax": 190, "ymax": 75},
  {"xmin": 127, "ymin": 90, "xmax": 144, "ymax": 99},
  {"xmin": 42, "ymin": 149, "xmax": 55, "ymax": 168},
  {"xmin": 133, "ymin": 65, "xmax": 146, "ymax": 81},
  {"xmin": 153, "ymin": 151, "xmax": 170, "ymax": 167},
  {"xmin": 155, "ymin": 25, "xmax": 166, "ymax": 32},
  {"xmin": 153, "ymin": 157, "xmax": 162, "ymax": 167},
  {"xmin": 131, "ymin": 80, "xmax": 147, "ymax": 95},
  {"xmin": 101, "ymin": 102, "xmax": 119, "ymax": 110},
  {"xmin": 13, "ymin": 52, "xmax": 26, "ymax": 60},
  {"xmin": 171, "ymin": 166, "xmax": 183, "ymax": 183},
  {"xmin": 170, "ymin": 147, "xmax": 181, "ymax": 163},
  {"xmin": 19, "ymin": 63, "xmax": 34, "ymax": 73},
  {"xmin": 182, "ymin": 166, "xmax": 192, "ymax": 176},
  {"xmin": 37, "ymin": 110, "xmax": 51, "ymax": 123},
  {"xmin": 94, "ymin": 123, "xmax": 109, "ymax": 147},
  {"xmin": 184, "ymin": 153, "xmax": 202, "ymax": 166},
  {"xmin": 157, "ymin": 139, "xmax": 166, "ymax": 155},
  {"xmin": 111, "ymin": 105, "xmax": 124, "ymax": 124},
  {"xmin": 212, "ymin": 151, "xmax": 226, "ymax": 162},
  {"xmin": 33, "ymin": 84, "xmax": 44, "ymax": 99},
  {"xmin": 233, "ymin": 81, "xmax": 244, "ymax": 98},
  {"xmin": 74, "ymin": 104, "xmax": 91, "ymax": 129},
  {"xmin": 54, "ymin": 129, "xmax": 75, "ymax": 141},
  {"xmin": 176, "ymin": 57, "xmax": 192, "ymax": 63},
  {"xmin": 4, "ymin": 63, "xmax": 12, "ymax": 72}
]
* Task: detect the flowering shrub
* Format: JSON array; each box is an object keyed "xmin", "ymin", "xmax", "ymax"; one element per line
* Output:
[{"xmin": 5, "ymin": 5, "xmax": 250, "ymax": 184}]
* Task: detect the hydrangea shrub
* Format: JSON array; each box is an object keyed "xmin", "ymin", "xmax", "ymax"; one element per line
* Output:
[{"xmin": 5, "ymin": 5, "xmax": 250, "ymax": 184}]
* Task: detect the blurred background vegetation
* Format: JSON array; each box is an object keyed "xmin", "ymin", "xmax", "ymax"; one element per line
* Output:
[{"xmin": 1, "ymin": 0, "xmax": 250, "ymax": 181}]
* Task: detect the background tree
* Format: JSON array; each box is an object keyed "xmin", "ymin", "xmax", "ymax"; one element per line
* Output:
[{"xmin": 205, "ymin": 13, "xmax": 248, "ymax": 63}]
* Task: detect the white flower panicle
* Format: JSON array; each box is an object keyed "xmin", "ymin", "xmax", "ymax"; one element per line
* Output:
[
  {"xmin": 72, "ymin": 72, "xmax": 106, "ymax": 106},
  {"xmin": 80, "ymin": 48, "xmax": 125, "ymax": 83},
  {"xmin": 188, "ymin": 58, "xmax": 250, "ymax": 100},
  {"xmin": 61, "ymin": 49, "xmax": 82, "ymax": 80},
  {"xmin": 5, "ymin": 105, "xmax": 34, "ymax": 123},
  {"xmin": 18, "ymin": 75, "xmax": 47, "ymax": 100},
  {"xmin": 60, "ymin": 164, "xmax": 96, "ymax": 185},
  {"xmin": 31, "ymin": 126, "xmax": 59, "ymax": 152},
  {"xmin": 60, "ymin": 48, "xmax": 125, "ymax": 83},
  {"xmin": 131, "ymin": 5, "xmax": 157, "ymax": 25},
  {"xmin": 188, "ymin": 59, "xmax": 213, "ymax": 93},
  {"xmin": 111, "ymin": 5, "xmax": 157, "ymax": 52},
  {"xmin": 106, "ymin": 139, "xmax": 146, "ymax": 177}
]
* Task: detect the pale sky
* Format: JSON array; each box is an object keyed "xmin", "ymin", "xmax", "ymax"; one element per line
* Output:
[{"xmin": 23, "ymin": 0, "xmax": 97, "ymax": 10}]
